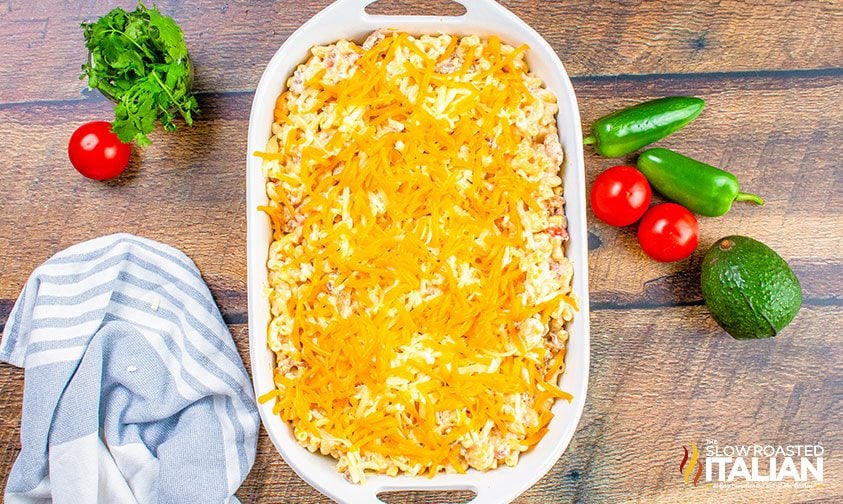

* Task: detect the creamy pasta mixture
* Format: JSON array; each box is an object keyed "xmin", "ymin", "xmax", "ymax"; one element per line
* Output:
[{"xmin": 258, "ymin": 30, "xmax": 575, "ymax": 483}]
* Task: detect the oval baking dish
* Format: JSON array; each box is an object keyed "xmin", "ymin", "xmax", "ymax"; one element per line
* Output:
[{"xmin": 246, "ymin": 1, "xmax": 590, "ymax": 502}]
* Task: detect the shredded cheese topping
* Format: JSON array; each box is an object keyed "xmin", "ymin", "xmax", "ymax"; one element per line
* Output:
[{"xmin": 258, "ymin": 31, "xmax": 575, "ymax": 483}]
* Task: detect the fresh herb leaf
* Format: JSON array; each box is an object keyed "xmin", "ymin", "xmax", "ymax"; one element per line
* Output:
[{"xmin": 81, "ymin": 2, "xmax": 198, "ymax": 146}]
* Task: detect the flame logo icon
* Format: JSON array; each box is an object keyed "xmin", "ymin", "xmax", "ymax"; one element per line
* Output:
[{"xmin": 680, "ymin": 442, "xmax": 703, "ymax": 486}]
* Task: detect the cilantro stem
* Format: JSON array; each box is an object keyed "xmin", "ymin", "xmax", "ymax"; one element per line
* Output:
[{"xmin": 150, "ymin": 71, "xmax": 190, "ymax": 121}]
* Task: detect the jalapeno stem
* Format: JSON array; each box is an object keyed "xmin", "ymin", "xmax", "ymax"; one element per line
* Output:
[
  {"xmin": 735, "ymin": 192, "xmax": 765, "ymax": 205},
  {"xmin": 583, "ymin": 135, "xmax": 596, "ymax": 145}
]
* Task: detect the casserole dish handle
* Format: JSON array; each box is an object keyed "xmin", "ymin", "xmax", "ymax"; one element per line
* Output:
[
  {"xmin": 333, "ymin": 0, "xmax": 505, "ymax": 25},
  {"xmin": 369, "ymin": 485, "xmax": 501, "ymax": 504}
]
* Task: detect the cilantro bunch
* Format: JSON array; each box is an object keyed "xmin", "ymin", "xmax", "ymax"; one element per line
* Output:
[{"xmin": 81, "ymin": 3, "xmax": 199, "ymax": 147}]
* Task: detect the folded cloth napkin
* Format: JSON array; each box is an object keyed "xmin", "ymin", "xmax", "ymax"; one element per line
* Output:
[{"xmin": 1, "ymin": 233, "xmax": 259, "ymax": 504}]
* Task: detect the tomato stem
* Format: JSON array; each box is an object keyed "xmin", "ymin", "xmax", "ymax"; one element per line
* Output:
[{"xmin": 582, "ymin": 135, "xmax": 596, "ymax": 145}]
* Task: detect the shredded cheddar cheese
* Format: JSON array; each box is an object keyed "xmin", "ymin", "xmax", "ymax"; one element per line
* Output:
[{"xmin": 258, "ymin": 31, "xmax": 575, "ymax": 483}]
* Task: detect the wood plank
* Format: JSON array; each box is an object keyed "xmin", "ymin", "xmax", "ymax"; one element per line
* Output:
[
  {"xmin": 0, "ymin": 91, "xmax": 250, "ymax": 323},
  {"xmin": 0, "ymin": 0, "xmax": 841, "ymax": 104},
  {"xmin": 6, "ymin": 304, "xmax": 835, "ymax": 502},
  {"xmin": 0, "ymin": 74, "xmax": 839, "ymax": 327}
]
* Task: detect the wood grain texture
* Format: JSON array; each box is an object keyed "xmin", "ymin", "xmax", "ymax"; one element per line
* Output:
[
  {"xmin": 0, "ymin": 0, "xmax": 841, "ymax": 103},
  {"xmin": 0, "ymin": 0, "xmax": 841, "ymax": 503}
]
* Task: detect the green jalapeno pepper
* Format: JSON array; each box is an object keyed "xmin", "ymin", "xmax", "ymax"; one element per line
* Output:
[
  {"xmin": 637, "ymin": 148, "xmax": 764, "ymax": 217},
  {"xmin": 584, "ymin": 96, "xmax": 705, "ymax": 157}
]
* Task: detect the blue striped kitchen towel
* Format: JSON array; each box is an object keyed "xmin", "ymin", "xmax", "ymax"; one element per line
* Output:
[{"xmin": 1, "ymin": 233, "xmax": 260, "ymax": 504}]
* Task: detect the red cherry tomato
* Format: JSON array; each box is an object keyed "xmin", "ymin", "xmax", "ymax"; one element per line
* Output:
[
  {"xmin": 68, "ymin": 121, "xmax": 131, "ymax": 180},
  {"xmin": 637, "ymin": 203, "xmax": 699, "ymax": 262},
  {"xmin": 590, "ymin": 165, "xmax": 652, "ymax": 226}
]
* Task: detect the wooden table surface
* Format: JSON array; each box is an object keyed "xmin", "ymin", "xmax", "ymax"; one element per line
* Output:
[{"xmin": 0, "ymin": 1, "xmax": 840, "ymax": 502}]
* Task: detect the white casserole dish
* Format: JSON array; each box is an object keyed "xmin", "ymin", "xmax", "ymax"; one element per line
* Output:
[{"xmin": 246, "ymin": 1, "xmax": 590, "ymax": 502}]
